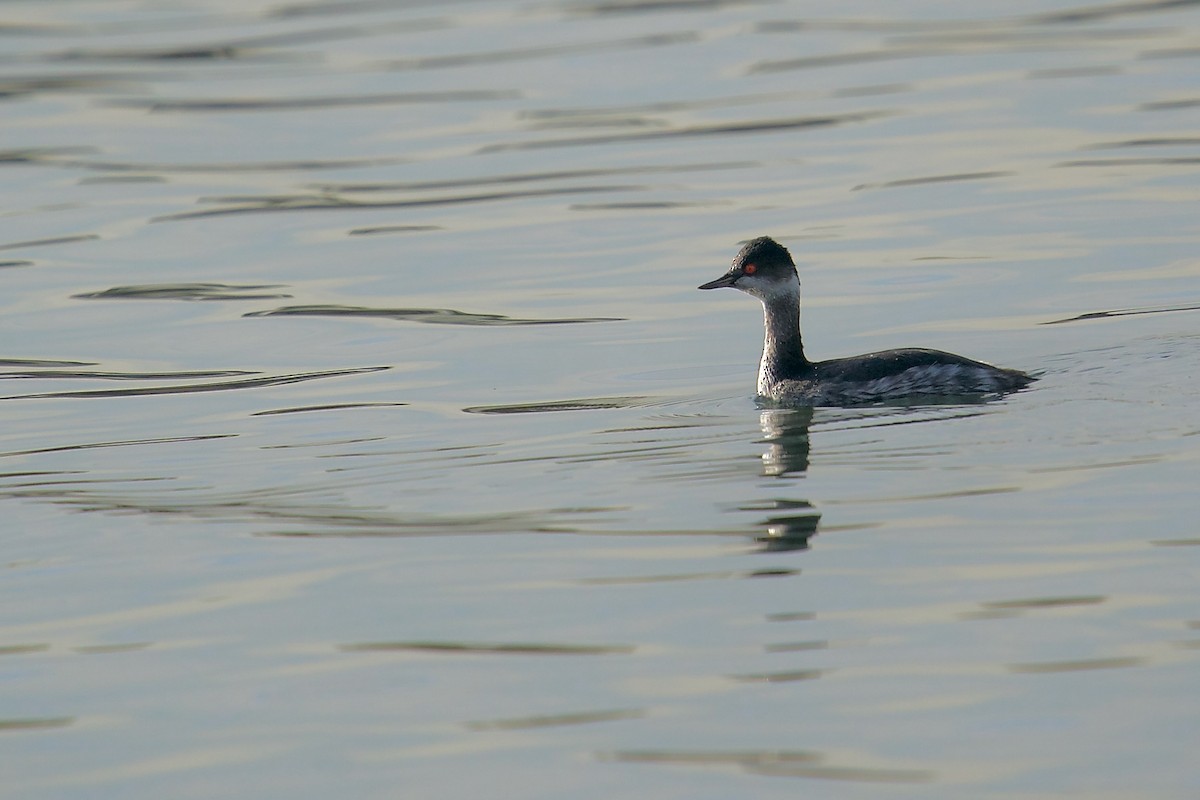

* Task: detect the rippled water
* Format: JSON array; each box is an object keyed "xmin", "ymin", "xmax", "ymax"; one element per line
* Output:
[{"xmin": 4, "ymin": 1, "xmax": 1200, "ymax": 797}]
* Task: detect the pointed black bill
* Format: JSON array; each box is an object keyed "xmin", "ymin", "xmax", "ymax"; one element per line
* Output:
[{"xmin": 698, "ymin": 271, "xmax": 739, "ymax": 290}]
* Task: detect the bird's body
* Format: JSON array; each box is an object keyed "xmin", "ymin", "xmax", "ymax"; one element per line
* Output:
[{"xmin": 699, "ymin": 237, "xmax": 1033, "ymax": 406}]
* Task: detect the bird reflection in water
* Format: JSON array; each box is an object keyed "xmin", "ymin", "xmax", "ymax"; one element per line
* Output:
[{"xmin": 752, "ymin": 408, "xmax": 820, "ymax": 553}]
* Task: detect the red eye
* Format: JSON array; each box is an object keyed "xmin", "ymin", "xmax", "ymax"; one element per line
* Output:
[{"xmin": 743, "ymin": 263, "xmax": 757, "ymax": 275}]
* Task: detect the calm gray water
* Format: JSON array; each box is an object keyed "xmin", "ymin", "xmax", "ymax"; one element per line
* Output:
[{"xmin": 3, "ymin": 0, "xmax": 1200, "ymax": 797}]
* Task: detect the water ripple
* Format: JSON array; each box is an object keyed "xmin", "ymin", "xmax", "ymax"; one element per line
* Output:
[
  {"xmin": 478, "ymin": 112, "xmax": 886, "ymax": 153},
  {"xmin": 462, "ymin": 396, "xmax": 654, "ymax": 414},
  {"xmin": 74, "ymin": 283, "xmax": 292, "ymax": 301},
  {"xmin": 1, "ymin": 366, "xmax": 389, "ymax": 400},
  {"xmin": 466, "ymin": 708, "xmax": 644, "ymax": 730},
  {"xmin": 383, "ymin": 32, "xmax": 697, "ymax": 70},
  {"xmin": 252, "ymin": 402, "xmax": 408, "ymax": 416},
  {"xmin": 154, "ymin": 185, "xmax": 637, "ymax": 220},
  {"xmin": 852, "ymin": 171, "xmax": 1013, "ymax": 191},
  {"xmin": 0, "ymin": 358, "xmax": 96, "ymax": 368},
  {"xmin": 313, "ymin": 160, "xmax": 753, "ymax": 194},
  {"xmin": 107, "ymin": 89, "xmax": 520, "ymax": 112},
  {"xmin": 245, "ymin": 305, "xmax": 623, "ymax": 326},
  {"xmin": 0, "ymin": 369, "xmax": 257, "ymax": 381},
  {"xmin": 571, "ymin": 0, "xmax": 767, "ymax": 15},
  {"xmin": 0, "ymin": 434, "xmax": 235, "ymax": 459},
  {"xmin": 601, "ymin": 749, "xmax": 934, "ymax": 784},
  {"xmin": 46, "ymin": 156, "xmax": 402, "ymax": 174},
  {"xmin": 0, "ymin": 234, "xmax": 99, "ymax": 252},
  {"xmin": 340, "ymin": 640, "xmax": 635, "ymax": 655},
  {"xmin": 1041, "ymin": 303, "xmax": 1200, "ymax": 325},
  {"xmin": 0, "ymin": 717, "xmax": 75, "ymax": 731}
]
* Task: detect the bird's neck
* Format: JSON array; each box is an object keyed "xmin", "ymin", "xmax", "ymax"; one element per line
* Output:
[{"xmin": 758, "ymin": 289, "xmax": 810, "ymax": 395}]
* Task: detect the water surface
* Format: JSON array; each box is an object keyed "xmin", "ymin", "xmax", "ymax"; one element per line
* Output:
[{"xmin": 3, "ymin": 1, "xmax": 1200, "ymax": 797}]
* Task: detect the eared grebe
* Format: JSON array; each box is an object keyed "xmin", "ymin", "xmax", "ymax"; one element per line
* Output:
[{"xmin": 699, "ymin": 236, "xmax": 1034, "ymax": 406}]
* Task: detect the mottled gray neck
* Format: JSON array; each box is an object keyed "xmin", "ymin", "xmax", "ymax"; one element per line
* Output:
[{"xmin": 757, "ymin": 290, "xmax": 809, "ymax": 395}]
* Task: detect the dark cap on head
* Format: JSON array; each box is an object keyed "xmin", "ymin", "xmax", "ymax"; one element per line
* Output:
[
  {"xmin": 733, "ymin": 236, "xmax": 794, "ymax": 270},
  {"xmin": 699, "ymin": 235, "xmax": 797, "ymax": 290}
]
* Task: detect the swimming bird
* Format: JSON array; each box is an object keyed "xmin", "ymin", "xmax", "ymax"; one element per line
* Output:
[{"xmin": 699, "ymin": 236, "xmax": 1033, "ymax": 406}]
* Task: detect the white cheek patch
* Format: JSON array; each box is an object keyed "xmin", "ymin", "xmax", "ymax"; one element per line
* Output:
[{"xmin": 744, "ymin": 274, "xmax": 800, "ymax": 302}]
